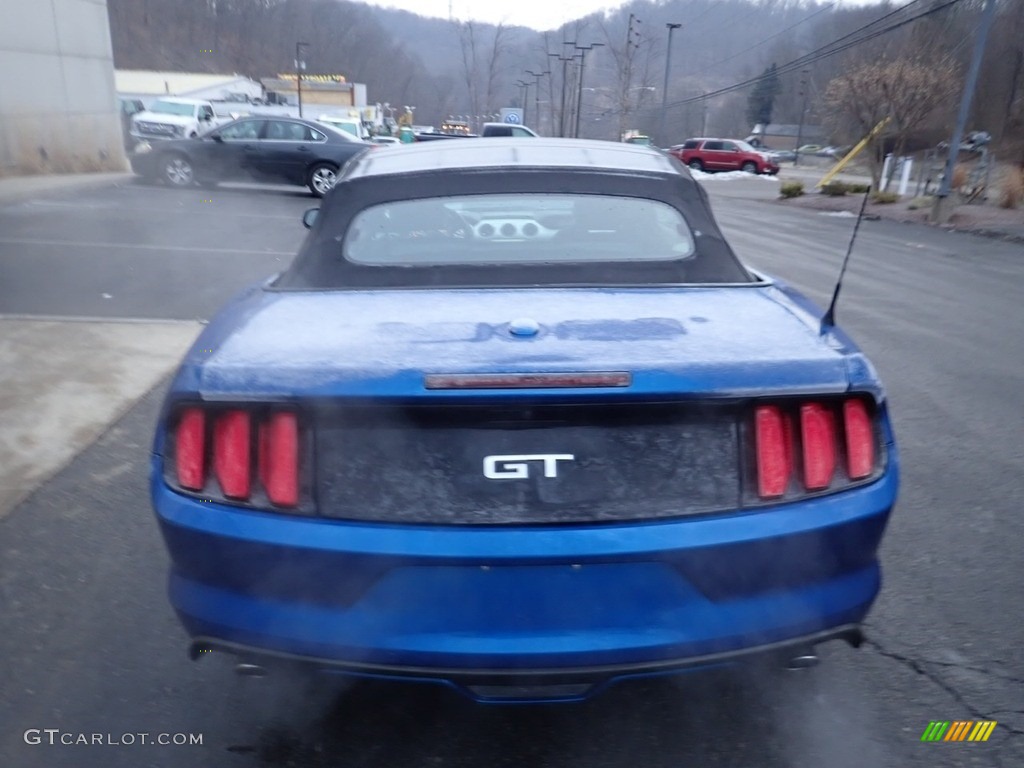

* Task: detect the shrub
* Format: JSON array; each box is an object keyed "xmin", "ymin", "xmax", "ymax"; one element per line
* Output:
[
  {"xmin": 779, "ymin": 180, "xmax": 805, "ymax": 198},
  {"xmin": 820, "ymin": 181, "xmax": 848, "ymax": 196},
  {"xmin": 998, "ymin": 168, "xmax": 1024, "ymax": 209},
  {"xmin": 871, "ymin": 191, "xmax": 899, "ymax": 204},
  {"xmin": 845, "ymin": 183, "xmax": 871, "ymax": 194},
  {"xmin": 907, "ymin": 196, "xmax": 934, "ymax": 210}
]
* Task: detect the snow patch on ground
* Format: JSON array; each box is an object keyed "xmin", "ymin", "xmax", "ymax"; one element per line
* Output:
[
  {"xmin": 690, "ymin": 170, "xmax": 780, "ymax": 182},
  {"xmin": 819, "ymin": 211, "xmax": 857, "ymax": 218}
]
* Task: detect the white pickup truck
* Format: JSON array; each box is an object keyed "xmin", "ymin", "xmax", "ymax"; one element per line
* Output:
[{"xmin": 130, "ymin": 97, "xmax": 232, "ymax": 141}]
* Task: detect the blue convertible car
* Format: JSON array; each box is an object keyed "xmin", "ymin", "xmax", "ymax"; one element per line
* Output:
[{"xmin": 151, "ymin": 139, "xmax": 898, "ymax": 703}]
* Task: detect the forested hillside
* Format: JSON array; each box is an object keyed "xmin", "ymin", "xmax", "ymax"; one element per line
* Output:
[{"xmin": 107, "ymin": 0, "xmax": 1023, "ymax": 153}]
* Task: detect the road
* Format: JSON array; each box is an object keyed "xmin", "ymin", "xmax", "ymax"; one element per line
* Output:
[{"xmin": 1, "ymin": 176, "xmax": 1022, "ymax": 768}]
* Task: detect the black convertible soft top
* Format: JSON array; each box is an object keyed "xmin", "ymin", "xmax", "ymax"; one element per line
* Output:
[{"xmin": 274, "ymin": 139, "xmax": 755, "ymax": 289}]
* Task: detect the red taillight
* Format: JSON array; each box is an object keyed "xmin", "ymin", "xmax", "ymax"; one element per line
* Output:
[
  {"xmin": 754, "ymin": 398, "xmax": 878, "ymax": 500},
  {"xmin": 213, "ymin": 410, "xmax": 251, "ymax": 499},
  {"xmin": 175, "ymin": 408, "xmax": 206, "ymax": 490},
  {"xmin": 800, "ymin": 403, "xmax": 836, "ymax": 490},
  {"xmin": 258, "ymin": 412, "xmax": 299, "ymax": 507},
  {"xmin": 171, "ymin": 406, "xmax": 304, "ymax": 508},
  {"xmin": 843, "ymin": 399, "xmax": 875, "ymax": 479},
  {"xmin": 755, "ymin": 404, "xmax": 791, "ymax": 498}
]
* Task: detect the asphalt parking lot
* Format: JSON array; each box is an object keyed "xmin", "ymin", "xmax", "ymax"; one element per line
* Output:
[{"xmin": 0, "ymin": 175, "xmax": 1022, "ymax": 767}]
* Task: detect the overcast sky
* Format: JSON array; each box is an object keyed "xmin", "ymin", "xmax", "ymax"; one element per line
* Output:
[
  {"xmin": 359, "ymin": 0, "xmax": 880, "ymax": 32},
  {"xmin": 359, "ymin": 0, "xmax": 627, "ymax": 31}
]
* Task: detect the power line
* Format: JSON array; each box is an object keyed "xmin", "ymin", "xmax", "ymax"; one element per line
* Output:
[
  {"xmin": 679, "ymin": 0, "xmax": 724, "ymax": 34},
  {"xmin": 793, "ymin": 0, "xmax": 925, "ymax": 63},
  {"xmin": 662, "ymin": 0, "xmax": 961, "ymax": 110},
  {"xmin": 688, "ymin": 3, "xmax": 837, "ymax": 78}
]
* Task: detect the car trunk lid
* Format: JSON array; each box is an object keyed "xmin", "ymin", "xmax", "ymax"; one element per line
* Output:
[{"xmin": 194, "ymin": 286, "xmax": 849, "ymax": 399}]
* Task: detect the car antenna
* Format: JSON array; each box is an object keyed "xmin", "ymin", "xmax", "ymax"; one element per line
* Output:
[{"xmin": 820, "ymin": 185, "xmax": 871, "ymax": 334}]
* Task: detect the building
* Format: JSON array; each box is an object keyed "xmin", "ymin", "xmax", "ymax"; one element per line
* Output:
[
  {"xmin": 0, "ymin": 0, "xmax": 124, "ymax": 175},
  {"xmin": 114, "ymin": 70, "xmax": 263, "ymax": 104},
  {"xmin": 261, "ymin": 74, "xmax": 367, "ymax": 111}
]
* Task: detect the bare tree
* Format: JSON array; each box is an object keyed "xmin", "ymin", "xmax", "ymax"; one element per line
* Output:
[
  {"xmin": 601, "ymin": 14, "xmax": 646, "ymax": 139},
  {"xmin": 483, "ymin": 24, "xmax": 508, "ymax": 115},
  {"xmin": 824, "ymin": 55, "xmax": 960, "ymax": 185},
  {"xmin": 456, "ymin": 20, "xmax": 482, "ymax": 119}
]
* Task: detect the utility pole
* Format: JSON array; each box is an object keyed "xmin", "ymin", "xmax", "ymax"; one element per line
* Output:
[
  {"xmin": 574, "ymin": 43, "xmax": 603, "ymax": 138},
  {"xmin": 932, "ymin": 0, "xmax": 998, "ymax": 223},
  {"xmin": 526, "ymin": 69, "xmax": 549, "ymax": 134},
  {"xmin": 794, "ymin": 69, "xmax": 809, "ymax": 166},
  {"xmin": 295, "ymin": 41, "xmax": 308, "ymax": 118},
  {"xmin": 548, "ymin": 53, "xmax": 566, "ymax": 136},
  {"xmin": 659, "ymin": 23, "xmax": 681, "ymax": 146},
  {"xmin": 619, "ymin": 14, "xmax": 641, "ymax": 140},
  {"xmin": 516, "ymin": 80, "xmax": 530, "ymax": 126},
  {"xmin": 549, "ymin": 41, "xmax": 576, "ymax": 137},
  {"xmin": 701, "ymin": 94, "xmax": 708, "ymax": 135}
]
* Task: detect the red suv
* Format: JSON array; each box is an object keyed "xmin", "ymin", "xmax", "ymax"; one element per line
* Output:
[{"xmin": 668, "ymin": 138, "xmax": 779, "ymax": 175}]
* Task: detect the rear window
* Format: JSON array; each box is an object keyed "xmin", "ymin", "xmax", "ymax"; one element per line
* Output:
[
  {"xmin": 343, "ymin": 194, "xmax": 695, "ymax": 266},
  {"xmin": 276, "ymin": 169, "xmax": 756, "ymax": 289}
]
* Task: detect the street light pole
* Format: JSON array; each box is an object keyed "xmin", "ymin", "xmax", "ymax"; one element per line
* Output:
[
  {"xmin": 295, "ymin": 41, "xmax": 309, "ymax": 118},
  {"xmin": 659, "ymin": 23, "xmax": 681, "ymax": 146},
  {"xmin": 574, "ymin": 43, "xmax": 603, "ymax": 138}
]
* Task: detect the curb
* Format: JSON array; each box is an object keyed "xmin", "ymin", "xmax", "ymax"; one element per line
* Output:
[
  {"xmin": 768, "ymin": 197, "xmax": 1024, "ymax": 245},
  {"xmin": 942, "ymin": 226, "xmax": 1024, "ymax": 246}
]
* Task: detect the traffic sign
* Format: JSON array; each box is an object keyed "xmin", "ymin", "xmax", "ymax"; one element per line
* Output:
[{"xmin": 500, "ymin": 108, "xmax": 523, "ymax": 124}]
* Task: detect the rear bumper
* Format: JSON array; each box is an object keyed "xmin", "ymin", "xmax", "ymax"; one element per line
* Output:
[
  {"xmin": 152, "ymin": 458, "xmax": 897, "ymax": 685},
  {"xmin": 190, "ymin": 624, "xmax": 864, "ymax": 702}
]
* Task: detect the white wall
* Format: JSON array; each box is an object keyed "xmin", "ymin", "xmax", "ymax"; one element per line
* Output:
[{"xmin": 0, "ymin": 0, "xmax": 125, "ymax": 175}]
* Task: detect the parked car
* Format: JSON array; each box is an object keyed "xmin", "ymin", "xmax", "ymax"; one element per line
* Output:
[
  {"xmin": 667, "ymin": 138, "xmax": 779, "ymax": 174},
  {"xmin": 129, "ymin": 116, "xmax": 371, "ymax": 197},
  {"xmin": 816, "ymin": 146, "xmax": 851, "ymax": 158},
  {"xmin": 413, "ymin": 130, "xmax": 477, "ymax": 141},
  {"xmin": 623, "ymin": 134, "xmax": 654, "ymax": 146},
  {"xmin": 479, "ymin": 122, "xmax": 539, "ymax": 137},
  {"xmin": 767, "ymin": 148, "xmax": 798, "ymax": 163},
  {"xmin": 130, "ymin": 97, "xmax": 232, "ymax": 141},
  {"xmin": 118, "ymin": 97, "xmax": 145, "ymax": 149},
  {"xmin": 797, "ymin": 144, "xmax": 823, "ymax": 155},
  {"xmin": 150, "ymin": 138, "xmax": 898, "ymax": 703}
]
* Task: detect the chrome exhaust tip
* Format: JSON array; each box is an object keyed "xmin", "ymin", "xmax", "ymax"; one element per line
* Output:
[
  {"xmin": 785, "ymin": 651, "xmax": 820, "ymax": 671},
  {"xmin": 235, "ymin": 663, "xmax": 268, "ymax": 677}
]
